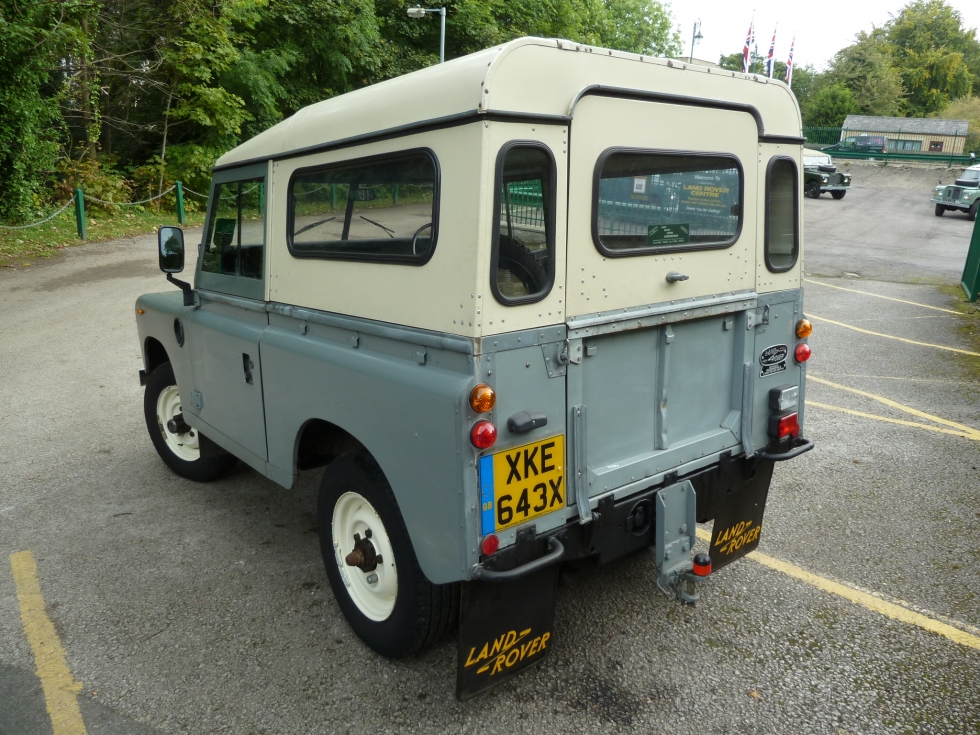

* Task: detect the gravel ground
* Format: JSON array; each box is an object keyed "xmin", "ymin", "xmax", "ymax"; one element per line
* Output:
[{"xmin": 1, "ymin": 185, "xmax": 979, "ymax": 734}]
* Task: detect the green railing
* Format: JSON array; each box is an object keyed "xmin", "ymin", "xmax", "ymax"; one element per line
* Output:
[{"xmin": 803, "ymin": 127, "xmax": 980, "ymax": 166}]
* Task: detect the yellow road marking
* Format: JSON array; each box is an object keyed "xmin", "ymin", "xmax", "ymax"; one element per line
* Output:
[
  {"xmin": 694, "ymin": 529, "xmax": 980, "ymax": 651},
  {"xmin": 808, "ymin": 314, "xmax": 980, "ymax": 356},
  {"xmin": 806, "ymin": 400, "xmax": 980, "ymax": 441},
  {"xmin": 10, "ymin": 551, "xmax": 87, "ymax": 735},
  {"xmin": 804, "ymin": 279, "xmax": 960, "ymax": 314},
  {"xmin": 808, "ymin": 375, "xmax": 980, "ymax": 438}
]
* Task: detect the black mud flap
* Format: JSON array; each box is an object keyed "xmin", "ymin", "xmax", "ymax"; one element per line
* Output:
[
  {"xmin": 709, "ymin": 460, "xmax": 774, "ymax": 571},
  {"xmin": 456, "ymin": 565, "xmax": 559, "ymax": 701}
]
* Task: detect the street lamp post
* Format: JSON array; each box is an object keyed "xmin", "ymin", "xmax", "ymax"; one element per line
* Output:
[
  {"xmin": 689, "ymin": 20, "xmax": 703, "ymax": 64},
  {"xmin": 407, "ymin": 5, "xmax": 446, "ymax": 64}
]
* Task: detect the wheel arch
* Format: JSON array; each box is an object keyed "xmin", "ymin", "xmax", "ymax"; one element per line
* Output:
[
  {"xmin": 144, "ymin": 337, "xmax": 170, "ymax": 375},
  {"xmin": 294, "ymin": 417, "xmax": 367, "ymax": 472}
]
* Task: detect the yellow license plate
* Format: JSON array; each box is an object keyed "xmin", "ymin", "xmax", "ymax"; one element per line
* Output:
[{"xmin": 479, "ymin": 435, "xmax": 565, "ymax": 534}]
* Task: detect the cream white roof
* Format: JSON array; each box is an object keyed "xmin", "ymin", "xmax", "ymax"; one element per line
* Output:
[{"xmin": 216, "ymin": 37, "xmax": 802, "ymax": 168}]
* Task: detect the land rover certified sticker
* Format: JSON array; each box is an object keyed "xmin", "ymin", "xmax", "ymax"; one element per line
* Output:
[{"xmin": 760, "ymin": 344, "xmax": 788, "ymax": 377}]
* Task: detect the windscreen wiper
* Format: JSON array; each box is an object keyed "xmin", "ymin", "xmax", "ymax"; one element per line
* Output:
[
  {"xmin": 359, "ymin": 216, "xmax": 395, "ymax": 237},
  {"xmin": 294, "ymin": 217, "xmax": 335, "ymax": 236}
]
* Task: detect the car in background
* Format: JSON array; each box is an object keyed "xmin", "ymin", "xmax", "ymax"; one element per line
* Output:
[
  {"xmin": 932, "ymin": 165, "xmax": 980, "ymax": 220},
  {"xmin": 825, "ymin": 134, "xmax": 888, "ymax": 154},
  {"xmin": 803, "ymin": 151, "xmax": 851, "ymax": 199}
]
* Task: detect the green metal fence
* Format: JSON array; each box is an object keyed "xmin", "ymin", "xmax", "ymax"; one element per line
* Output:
[{"xmin": 802, "ymin": 126, "xmax": 980, "ymax": 166}]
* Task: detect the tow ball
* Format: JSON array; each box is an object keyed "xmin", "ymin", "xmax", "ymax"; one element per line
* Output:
[{"xmin": 654, "ymin": 481, "xmax": 711, "ymax": 604}]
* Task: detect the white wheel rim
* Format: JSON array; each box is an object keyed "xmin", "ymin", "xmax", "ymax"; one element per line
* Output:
[
  {"xmin": 155, "ymin": 385, "xmax": 200, "ymax": 462},
  {"xmin": 332, "ymin": 491, "xmax": 398, "ymax": 621}
]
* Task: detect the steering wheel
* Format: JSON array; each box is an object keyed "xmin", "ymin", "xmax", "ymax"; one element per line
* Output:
[{"xmin": 411, "ymin": 223, "xmax": 433, "ymax": 255}]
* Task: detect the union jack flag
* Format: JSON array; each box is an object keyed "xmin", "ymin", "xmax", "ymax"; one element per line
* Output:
[
  {"xmin": 786, "ymin": 37, "xmax": 795, "ymax": 87},
  {"xmin": 742, "ymin": 17, "xmax": 754, "ymax": 73},
  {"xmin": 766, "ymin": 27, "xmax": 777, "ymax": 78}
]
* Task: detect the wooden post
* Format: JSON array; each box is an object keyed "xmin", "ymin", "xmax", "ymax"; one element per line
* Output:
[
  {"xmin": 175, "ymin": 181, "xmax": 186, "ymax": 225},
  {"xmin": 74, "ymin": 188, "xmax": 86, "ymax": 240}
]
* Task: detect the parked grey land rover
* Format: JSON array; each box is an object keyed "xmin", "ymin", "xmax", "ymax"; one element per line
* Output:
[{"xmin": 136, "ymin": 37, "xmax": 813, "ymax": 699}]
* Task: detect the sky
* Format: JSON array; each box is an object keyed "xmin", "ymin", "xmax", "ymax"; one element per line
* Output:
[{"xmin": 670, "ymin": 0, "xmax": 980, "ymax": 72}]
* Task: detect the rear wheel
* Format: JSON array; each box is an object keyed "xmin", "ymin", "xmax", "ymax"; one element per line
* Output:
[
  {"xmin": 935, "ymin": 203, "xmax": 946, "ymax": 217},
  {"xmin": 317, "ymin": 453, "xmax": 459, "ymax": 658},
  {"xmin": 830, "ymin": 190, "xmax": 846, "ymax": 200},
  {"xmin": 969, "ymin": 201, "xmax": 979, "ymax": 221},
  {"xmin": 805, "ymin": 180, "xmax": 820, "ymax": 199},
  {"xmin": 143, "ymin": 362, "xmax": 237, "ymax": 481}
]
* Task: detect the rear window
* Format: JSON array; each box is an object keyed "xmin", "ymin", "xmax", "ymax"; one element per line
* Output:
[
  {"xmin": 287, "ymin": 150, "xmax": 438, "ymax": 264},
  {"xmin": 593, "ymin": 150, "xmax": 742, "ymax": 256},
  {"xmin": 490, "ymin": 143, "xmax": 556, "ymax": 305},
  {"xmin": 765, "ymin": 157, "xmax": 799, "ymax": 272}
]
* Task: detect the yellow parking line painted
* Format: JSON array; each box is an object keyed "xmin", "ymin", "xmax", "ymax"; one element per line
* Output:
[
  {"xmin": 694, "ymin": 529, "xmax": 980, "ymax": 651},
  {"xmin": 806, "ymin": 400, "xmax": 980, "ymax": 441},
  {"xmin": 804, "ymin": 279, "xmax": 960, "ymax": 314},
  {"xmin": 808, "ymin": 314, "xmax": 980, "ymax": 356},
  {"xmin": 9, "ymin": 551, "xmax": 87, "ymax": 735},
  {"xmin": 808, "ymin": 375, "xmax": 980, "ymax": 438}
]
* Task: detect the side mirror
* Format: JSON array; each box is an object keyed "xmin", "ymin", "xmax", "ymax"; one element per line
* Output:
[{"xmin": 158, "ymin": 226, "xmax": 185, "ymax": 273}]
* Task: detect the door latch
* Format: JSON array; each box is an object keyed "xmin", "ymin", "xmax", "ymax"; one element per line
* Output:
[{"xmin": 242, "ymin": 353, "xmax": 254, "ymax": 384}]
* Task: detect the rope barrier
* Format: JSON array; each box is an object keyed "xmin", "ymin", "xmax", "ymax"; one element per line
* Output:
[
  {"xmin": 182, "ymin": 187, "xmax": 209, "ymax": 198},
  {"xmin": 85, "ymin": 185, "xmax": 176, "ymax": 206},
  {"xmin": 0, "ymin": 197, "xmax": 76, "ymax": 230}
]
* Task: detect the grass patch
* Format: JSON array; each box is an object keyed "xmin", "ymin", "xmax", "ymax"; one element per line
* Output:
[
  {"xmin": 0, "ymin": 208, "xmax": 205, "ymax": 265},
  {"xmin": 937, "ymin": 284, "xmax": 980, "ymax": 383}
]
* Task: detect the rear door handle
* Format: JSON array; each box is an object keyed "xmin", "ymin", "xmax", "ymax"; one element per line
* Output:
[{"xmin": 666, "ymin": 271, "xmax": 689, "ymax": 283}]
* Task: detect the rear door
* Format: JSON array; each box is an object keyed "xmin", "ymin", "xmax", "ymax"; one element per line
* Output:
[{"xmin": 564, "ymin": 94, "xmax": 759, "ymax": 511}]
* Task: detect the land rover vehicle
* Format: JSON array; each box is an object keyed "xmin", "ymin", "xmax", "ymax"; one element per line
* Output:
[
  {"xmin": 136, "ymin": 37, "xmax": 813, "ymax": 699},
  {"xmin": 826, "ymin": 134, "xmax": 887, "ymax": 154},
  {"xmin": 803, "ymin": 151, "xmax": 850, "ymax": 199},
  {"xmin": 933, "ymin": 165, "xmax": 980, "ymax": 219}
]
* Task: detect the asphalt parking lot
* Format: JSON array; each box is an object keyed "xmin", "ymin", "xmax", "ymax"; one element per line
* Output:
[{"xmin": 2, "ymin": 166, "xmax": 980, "ymax": 734}]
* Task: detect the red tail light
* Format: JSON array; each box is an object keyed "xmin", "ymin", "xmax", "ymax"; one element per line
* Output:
[
  {"xmin": 481, "ymin": 534, "xmax": 499, "ymax": 556},
  {"xmin": 775, "ymin": 412, "xmax": 800, "ymax": 439},
  {"xmin": 470, "ymin": 420, "xmax": 497, "ymax": 449},
  {"xmin": 795, "ymin": 343, "xmax": 811, "ymax": 363}
]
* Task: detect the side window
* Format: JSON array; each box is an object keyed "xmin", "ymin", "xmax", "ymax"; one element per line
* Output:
[
  {"xmin": 491, "ymin": 144, "xmax": 556, "ymax": 305},
  {"xmin": 765, "ymin": 157, "xmax": 799, "ymax": 272},
  {"xmin": 593, "ymin": 150, "xmax": 741, "ymax": 256},
  {"xmin": 202, "ymin": 178, "xmax": 266, "ymax": 279},
  {"xmin": 288, "ymin": 150, "xmax": 438, "ymax": 264}
]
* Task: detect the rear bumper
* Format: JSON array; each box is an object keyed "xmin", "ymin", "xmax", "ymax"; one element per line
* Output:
[{"xmin": 475, "ymin": 450, "xmax": 781, "ymax": 577}]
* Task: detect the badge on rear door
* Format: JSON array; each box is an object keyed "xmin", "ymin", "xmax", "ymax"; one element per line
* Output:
[{"xmin": 759, "ymin": 344, "xmax": 788, "ymax": 378}]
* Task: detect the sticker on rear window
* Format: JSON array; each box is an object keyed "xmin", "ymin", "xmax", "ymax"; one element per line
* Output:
[{"xmin": 760, "ymin": 344, "xmax": 788, "ymax": 378}]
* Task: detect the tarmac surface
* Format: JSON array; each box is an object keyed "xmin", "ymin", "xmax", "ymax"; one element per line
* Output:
[{"xmin": 2, "ymin": 169, "xmax": 979, "ymax": 734}]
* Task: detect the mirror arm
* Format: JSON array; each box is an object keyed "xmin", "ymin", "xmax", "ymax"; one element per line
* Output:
[{"xmin": 167, "ymin": 273, "xmax": 196, "ymax": 307}]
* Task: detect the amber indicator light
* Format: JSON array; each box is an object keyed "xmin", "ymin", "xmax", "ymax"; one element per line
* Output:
[
  {"xmin": 469, "ymin": 384, "xmax": 496, "ymax": 413},
  {"xmin": 795, "ymin": 318, "xmax": 812, "ymax": 338}
]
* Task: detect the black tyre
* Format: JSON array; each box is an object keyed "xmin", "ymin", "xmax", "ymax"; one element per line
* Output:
[
  {"xmin": 143, "ymin": 362, "xmax": 237, "ymax": 481},
  {"xmin": 497, "ymin": 235, "xmax": 548, "ymax": 295},
  {"xmin": 830, "ymin": 190, "xmax": 846, "ymax": 200},
  {"xmin": 805, "ymin": 180, "xmax": 820, "ymax": 199},
  {"xmin": 969, "ymin": 201, "xmax": 979, "ymax": 222},
  {"xmin": 935, "ymin": 203, "xmax": 946, "ymax": 217},
  {"xmin": 318, "ymin": 453, "xmax": 459, "ymax": 658}
]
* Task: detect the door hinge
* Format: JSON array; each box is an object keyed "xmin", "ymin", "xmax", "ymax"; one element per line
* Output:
[{"xmin": 746, "ymin": 304, "xmax": 769, "ymax": 330}]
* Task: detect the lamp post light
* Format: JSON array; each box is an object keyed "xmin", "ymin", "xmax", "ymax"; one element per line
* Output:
[
  {"xmin": 689, "ymin": 20, "xmax": 703, "ymax": 64},
  {"xmin": 407, "ymin": 5, "xmax": 446, "ymax": 64}
]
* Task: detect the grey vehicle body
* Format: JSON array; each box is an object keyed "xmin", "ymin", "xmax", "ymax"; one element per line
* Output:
[{"xmin": 136, "ymin": 38, "xmax": 812, "ymax": 614}]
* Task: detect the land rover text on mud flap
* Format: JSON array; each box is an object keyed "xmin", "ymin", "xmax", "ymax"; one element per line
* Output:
[
  {"xmin": 803, "ymin": 151, "xmax": 850, "ymax": 199},
  {"xmin": 135, "ymin": 38, "xmax": 814, "ymax": 700},
  {"xmin": 933, "ymin": 164, "xmax": 980, "ymax": 220}
]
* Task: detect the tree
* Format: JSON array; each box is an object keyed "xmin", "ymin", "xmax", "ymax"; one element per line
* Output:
[
  {"xmin": 804, "ymin": 84, "xmax": 861, "ymax": 127},
  {"xmin": 934, "ymin": 94, "xmax": 980, "ymax": 131},
  {"xmin": 885, "ymin": 0, "xmax": 978, "ymax": 115},
  {"xmin": 826, "ymin": 32, "xmax": 905, "ymax": 116}
]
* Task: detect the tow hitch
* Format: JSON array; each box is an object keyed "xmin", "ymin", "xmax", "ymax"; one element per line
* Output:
[{"xmin": 654, "ymin": 481, "xmax": 710, "ymax": 604}]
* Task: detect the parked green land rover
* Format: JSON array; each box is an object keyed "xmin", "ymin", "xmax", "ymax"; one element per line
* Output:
[
  {"xmin": 933, "ymin": 165, "xmax": 980, "ymax": 219},
  {"xmin": 803, "ymin": 151, "xmax": 850, "ymax": 199}
]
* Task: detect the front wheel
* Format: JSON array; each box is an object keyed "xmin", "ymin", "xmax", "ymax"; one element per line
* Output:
[
  {"xmin": 143, "ymin": 362, "xmax": 237, "ymax": 481},
  {"xmin": 969, "ymin": 201, "xmax": 979, "ymax": 222},
  {"xmin": 935, "ymin": 203, "xmax": 946, "ymax": 217},
  {"xmin": 830, "ymin": 190, "xmax": 846, "ymax": 200},
  {"xmin": 318, "ymin": 453, "xmax": 459, "ymax": 658},
  {"xmin": 805, "ymin": 180, "xmax": 820, "ymax": 199}
]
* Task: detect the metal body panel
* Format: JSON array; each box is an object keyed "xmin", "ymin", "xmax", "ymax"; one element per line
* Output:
[{"xmin": 135, "ymin": 290, "xmax": 197, "ymax": 407}]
